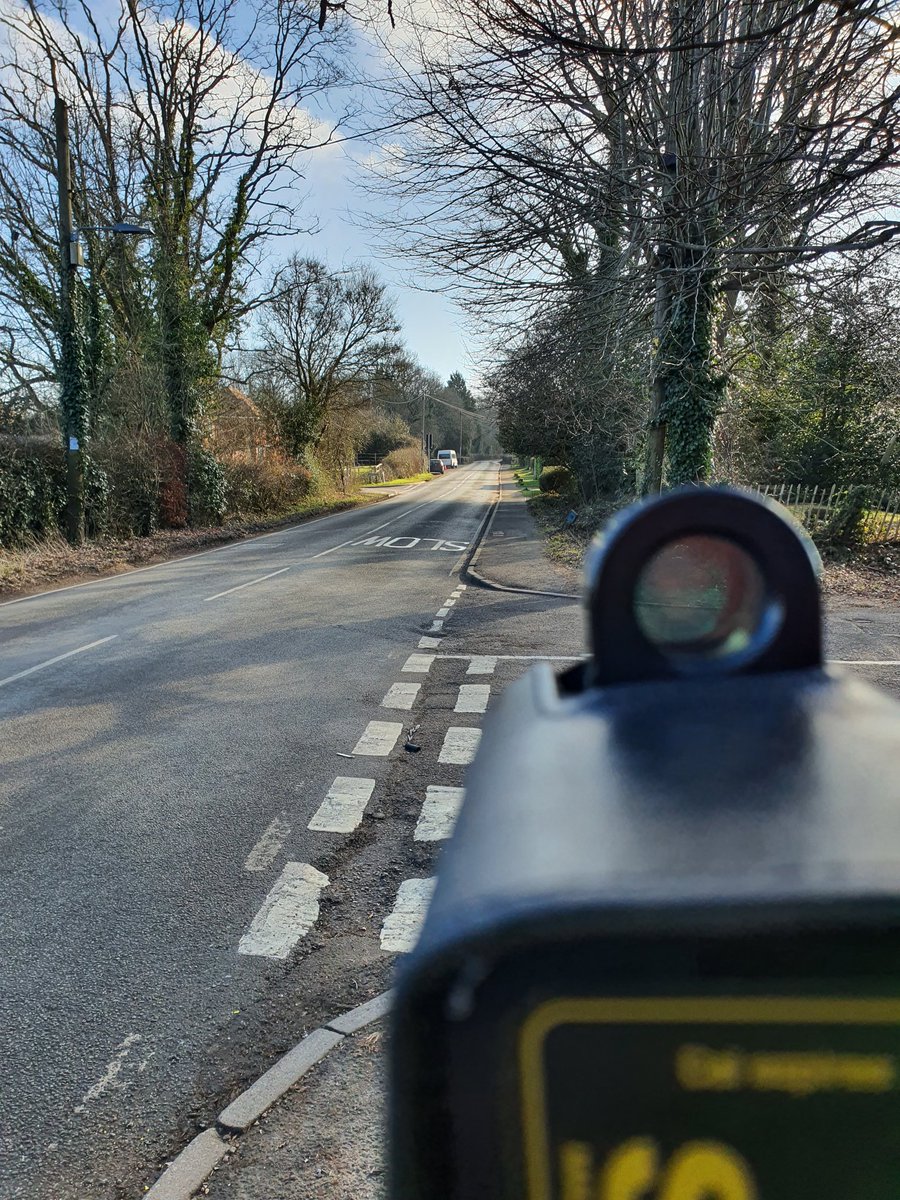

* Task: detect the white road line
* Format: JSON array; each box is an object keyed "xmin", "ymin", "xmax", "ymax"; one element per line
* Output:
[
  {"xmin": 439, "ymin": 726, "xmax": 482, "ymax": 765},
  {"xmin": 415, "ymin": 786, "xmax": 465, "ymax": 841},
  {"xmin": 455, "ymin": 684, "xmax": 490, "ymax": 713},
  {"xmin": 831, "ymin": 659, "xmax": 900, "ymax": 665},
  {"xmin": 308, "ymin": 777, "xmax": 375, "ymax": 833},
  {"xmin": 380, "ymin": 878, "xmax": 436, "ymax": 953},
  {"xmin": 243, "ymin": 813, "xmax": 291, "ymax": 872},
  {"xmin": 204, "ymin": 567, "xmax": 290, "ymax": 602},
  {"xmin": 428, "ymin": 620, "xmax": 444, "ymax": 633},
  {"xmin": 402, "ymin": 653, "xmax": 435, "ymax": 674},
  {"xmin": 0, "ymin": 635, "xmax": 118, "ymax": 690},
  {"xmin": 381, "ymin": 682, "xmax": 421, "ymax": 710},
  {"xmin": 352, "ymin": 720, "xmax": 403, "ymax": 756},
  {"xmin": 467, "ymin": 656, "xmax": 497, "ymax": 675},
  {"xmin": 457, "ymin": 584, "xmax": 467, "ymax": 590},
  {"xmin": 418, "ymin": 636, "xmax": 443, "ymax": 649},
  {"xmin": 436, "ymin": 607, "xmax": 450, "ymax": 618},
  {"xmin": 238, "ymin": 863, "xmax": 329, "ymax": 959},
  {"xmin": 434, "ymin": 653, "xmax": 583, "ymax": 662},
  {"xmin": 450, "ymin": 590, "xmax": 462, "ymax": 599}
]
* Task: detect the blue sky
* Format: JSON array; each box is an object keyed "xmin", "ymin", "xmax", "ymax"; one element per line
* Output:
[{"xmin": 294, "ymin": 32, "xmax": 480, "ymax": 391}]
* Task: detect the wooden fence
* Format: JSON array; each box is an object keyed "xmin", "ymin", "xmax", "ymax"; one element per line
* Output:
[{"xmin": 752, "ymin": 482, "xmax": 900, "ymax": 544}]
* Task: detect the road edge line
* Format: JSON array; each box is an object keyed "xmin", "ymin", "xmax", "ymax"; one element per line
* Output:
[
  {"xmin": 142, "ymin": 990, "xmax": 393, "ymax": 1199},
  {"xmin": 461, "ymin": 466, "xmax": 580, "ymax": 601}
]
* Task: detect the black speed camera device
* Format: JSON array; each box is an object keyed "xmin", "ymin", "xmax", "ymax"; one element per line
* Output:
[{"xmin": 390, "ymin": 486, "xmax": 900, "ymax": 1200}]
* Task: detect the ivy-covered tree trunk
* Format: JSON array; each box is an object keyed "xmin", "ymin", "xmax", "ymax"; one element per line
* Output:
[{"xmin": 658, "ymin": 263, "xmax": 725, "ymax": 486}]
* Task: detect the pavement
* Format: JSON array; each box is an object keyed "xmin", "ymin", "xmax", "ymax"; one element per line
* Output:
[{"xmin": 2, "ymin": 462, "xmax": 899, "ymax": 1200}]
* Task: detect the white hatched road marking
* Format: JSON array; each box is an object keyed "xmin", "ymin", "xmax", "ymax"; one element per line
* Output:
[
  {"xmin": 381, "ymin": 682, "xmax": 421, "ymax": 710},
  {"xmin": 0, "ymin": 635, "xmax": 119, "ymax": 690},
  {"xmin": 380, "ymin": 878, "xmax": 437, "ymax": 952},
  {"xmin": 415, "ymin": 786, "xmax": 465, "ymax": 841},
  {"xmin": 352, "ymin": 720, "xmax": 403, "ymax": 756},
  {"xmin": 244, "ymin": 813, "xmax": 291, "ymax": 872},
  {"xmin": 402, "ymin": 653, "xmax": 435, "ymax": 673},
  {"xmin": 204, "ymin": 567, "xmax": 290, "ymax": 602},
  {"xmin": 418, "ymin": 636, "xmax": 443, "ymax": 649},
  {"xmin": 308, "ymin": 777, "xmax": 375, "ymax": 833},
  {"xmin": 238, "ymin": 863, "xmax": 329, "ymax": 959},
  {"xmin": 439, "ymin": 726, "xmax": 482, "ymax": 765},
  {"xmin": 467, "ymin": 656, "xmax": 497, "ymax": 675},
  {"xmin": 455, "ymin": 684, "xmax": 490, "ymax": 714}
]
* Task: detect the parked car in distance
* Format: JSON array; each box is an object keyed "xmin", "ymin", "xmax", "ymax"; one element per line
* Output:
[
  {"xmin": 437, "ymin": 449, "xmax": 459, "ymax": 469},
  {"xmin": 429, "ymin": 458, "xmax": 447, "ymax": 474}
]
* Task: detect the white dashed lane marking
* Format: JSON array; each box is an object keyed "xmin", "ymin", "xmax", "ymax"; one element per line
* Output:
[
  {"xmin": 381, "ymin": 682, "xmax": 421, "ymax": 710},
  {"xmin": 0, "ymin": 635, "xmax": 118, "ymax": 689},
  {"xmin": 308, "ymin": 777, "xmax": 375, "ymax": 833},
  {"xmin": 402, "ymin": 653, "xmax": 435, "ymax": 674},
  {"xmin": 204, "ymin": 567, "xmax": 290, "ymax": 602},
  {"xmin": 467, "ymin": 656, "xmax": 497, "ymax": 675},
  {"xmin": 455, "ymin": 684, "xmax": 490, "ymax": 714},
  {"xmin": 243, "ymin": 813, "xmax": 291, "ymax": 872},
  {"xmin": 418, "ymin": 636, "xmax": 443, "ymax": 649},
  {"xmin": 436, "ymin": 607, "xmax": 450, "ymax": 618},
  {"xmin": 380, "ymin": 878, "xmax": 436, "ymax": 952},
  {"xmin": 238, "ymin": 863, "xmax": 329, "ymax": 959},
  {"xmin": 352, "ymin": 721, "xmax": 403, "ymax": 756},
  {"xmin": 439, "ymin": 726, "xmax": 482, "ymax": 765},
  {"xmin": 415, "ymin": 786, "xmax": 465, "ymax": 841}
]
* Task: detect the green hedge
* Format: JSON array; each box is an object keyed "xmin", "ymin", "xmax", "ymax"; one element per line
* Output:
[{"xmin": 539, "ymin": 464, "xmax": 573, "ymax": 495}]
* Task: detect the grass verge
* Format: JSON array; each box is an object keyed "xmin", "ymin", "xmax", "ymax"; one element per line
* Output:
[
  {"xmin": 0, "ymin": 493, "xmax": 371, "ymax": 600},
  {"xmin": 364, "ymin": 473, "xmax": 433, "ymax": 487}
]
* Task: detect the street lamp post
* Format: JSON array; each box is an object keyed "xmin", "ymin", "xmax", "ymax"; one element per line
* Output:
[{"xmin": 54, "ymin": 95, "xmax": 151, "ymax": 543}]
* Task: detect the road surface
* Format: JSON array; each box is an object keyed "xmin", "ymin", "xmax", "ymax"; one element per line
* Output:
[{"xmin": 2, "ymin": 459, "xmax": 898, "ymax": 1198}]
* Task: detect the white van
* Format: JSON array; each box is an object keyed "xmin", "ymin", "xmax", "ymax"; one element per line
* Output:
[{"xmin": 437, "ymin": 449, "xmax": 459, "ymax": 469}]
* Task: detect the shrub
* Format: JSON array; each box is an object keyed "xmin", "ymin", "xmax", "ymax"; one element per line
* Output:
[
  {"xmin": 0, "ymin": 439, "xmax": 66, "ymax": 546},
  {"xmin": 97, "ymin": 437, "xmax": 164, "ymax": 536},
  {"xmin": 188, "ymin": 445, "xmax": 228, "ymax": 526},
  {"xmin": 383, "ymin": 445, "xmax": 424, "ymax": 480},
  {"xmin": 221, "ymin": 454, "xmax": 312, "ymax": 517},
  {"xmin": 539, "ymin": 464, "xmax": 573, "ymax": 495}
]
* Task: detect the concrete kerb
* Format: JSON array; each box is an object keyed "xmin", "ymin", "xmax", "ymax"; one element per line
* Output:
[
  {"xmin": 462, "ymin": 467, "xmax": 580, "ymax": 602},
  {"xmin": 142, "ymin": 990, "xmax": 394, "ymax": 1200}
]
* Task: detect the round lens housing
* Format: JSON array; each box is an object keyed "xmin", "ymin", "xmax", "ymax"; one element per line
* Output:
[{"xmin": 634, "ymin": 534, "xmax": 774, "ymax": 661}]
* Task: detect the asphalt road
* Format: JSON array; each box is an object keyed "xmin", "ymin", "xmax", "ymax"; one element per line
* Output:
[
  {"xmin": 3, "ymin": 459, "xmax": 900, "ymax": 1200},
  {"xmin": 0, "ymin": 461, "xmax": 524, "ymax": 1199}
]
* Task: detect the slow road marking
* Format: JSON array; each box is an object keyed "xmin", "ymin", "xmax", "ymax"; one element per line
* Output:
[
  {"xmin": 0, "ymin": 635, "xmax": 118, "ymax": 690},
  {"xmin": 238, "ymin": 863, "xmax": 329, "ymax": 959},
  {"xmin": 380, "ymin": 878, "xmax": 436, "ymax": 952},
  {"xmin": 415, "ymin": 786, "xmax": 465, "ymax": 842},
  {"xmin": 308, "ymin": 777, "xmax": 375, "ymax": 833},
  {"xmin": 352, "ymin": 720, "xmax": 403, "ymax": 756}
]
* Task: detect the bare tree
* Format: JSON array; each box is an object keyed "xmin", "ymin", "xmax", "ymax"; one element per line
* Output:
[
  {"xmin": 366, "ymin": 0, "xmax": 900, "ymax": 488},
  {"xmin": 258, "ymin": 256, "xmax": 401, "ymax": 456},
  {"xmin": 0, "ymin": 0, "xmax": 347, "ymax": 448}
]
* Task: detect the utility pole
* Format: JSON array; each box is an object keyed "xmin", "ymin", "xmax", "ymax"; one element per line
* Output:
[
  {"xmin": 421, "ymin": 388, "xmax": 426, "ymax": 466},
  {"xmin": 55, "ymin": 96, "xmax": 85, "ymax": 544}
]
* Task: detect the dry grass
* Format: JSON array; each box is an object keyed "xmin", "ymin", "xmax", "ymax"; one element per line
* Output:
[{"xmin": 0, "ymin": 496, "xmax": 369, "ymax": 599}]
